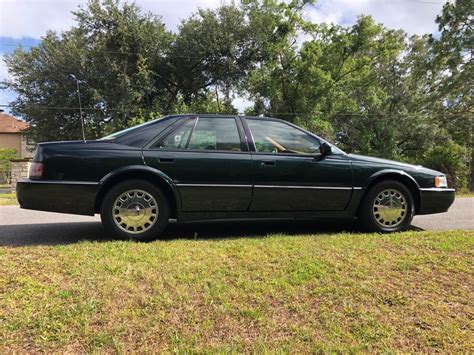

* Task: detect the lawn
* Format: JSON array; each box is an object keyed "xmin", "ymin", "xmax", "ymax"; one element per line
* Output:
[
  {"xmin": 458, "ymin": 192, "xmax": 474, "ymax": 198},
  {"xmin": 0, "ymin": 230, "xmax": 472, "ymax": 352},
  {"xmin": 0, "ymin": 193, "xmax": 17, "ymax": 206}
]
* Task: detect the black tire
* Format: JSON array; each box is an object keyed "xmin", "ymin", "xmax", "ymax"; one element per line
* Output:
[
  {"xmin": 100, "ymin": 179, "xmax": 170, "ymax": 241},
  {"xmin": 358, "ymin": 179, "xmax": 414, "ymax": 233}
]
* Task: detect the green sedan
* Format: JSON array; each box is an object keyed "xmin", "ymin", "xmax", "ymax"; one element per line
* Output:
[{"xmin": 17, "ymin": 114, "xmax": 455, "ymax": 241}]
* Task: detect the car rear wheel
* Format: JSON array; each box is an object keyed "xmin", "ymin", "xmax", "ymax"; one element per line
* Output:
[
  {"xmin": 100, "ymin": 179, "xmax": 169, "ymax": 241},
  {"xmin": 358, "ymin": 180, "xmax": 414, "ymax": 233}
]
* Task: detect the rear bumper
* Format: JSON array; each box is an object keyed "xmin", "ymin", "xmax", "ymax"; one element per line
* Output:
[
  {"xmin": 16, "ymin": 179, "xmax": 99, "ymax": 216},
  {"xmin": 417, "ymin": 188, "xmax": 455, "ymax": 215}
]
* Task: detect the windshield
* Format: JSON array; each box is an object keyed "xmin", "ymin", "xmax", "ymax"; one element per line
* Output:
[{"xmin": 98, "ymin": 119, "xmax": 159, "ymax": 141}]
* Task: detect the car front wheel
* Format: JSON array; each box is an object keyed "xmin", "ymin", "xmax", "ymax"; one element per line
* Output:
[
  {"xmin": 358, "ymin": 180, "xmax": 414, "ymax": 233},
  {"xmin": 100, "ymin": 179, "xmax": 169, "ymax": 241}
]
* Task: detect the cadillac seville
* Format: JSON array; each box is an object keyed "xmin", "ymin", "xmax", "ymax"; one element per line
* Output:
[{"xmin": 17, "ymin": 114, "xmax": 455, "ymax": 241}]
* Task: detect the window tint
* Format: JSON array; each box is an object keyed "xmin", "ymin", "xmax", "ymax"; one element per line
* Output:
[
  {"xmin": 187, "ymin": 118, "xmax": 241, "ymax": 151},
  {"xmin": 99, "ymin": 116, "xmax": 179, "ymax": 147},
  {"xmin": 156, "ymin": 117, "xmax": 242, "ymax": 151},
  {"xmin": 156, "ymin": 119, "xmax": 195, "ymax": 149},
  {"xmin": 247, "ymin": 119, "xmax": 321, "ymax": 155}
]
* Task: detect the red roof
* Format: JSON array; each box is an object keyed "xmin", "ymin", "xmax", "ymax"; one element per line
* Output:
[{"xmin": 0, "ymin": 113, "xmax": 29, "ymax": 133}]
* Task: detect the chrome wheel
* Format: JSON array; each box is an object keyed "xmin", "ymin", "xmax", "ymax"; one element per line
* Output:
[
  {"xmin": 112, "ymin": 189, "xmax": 159, "ymax": 234},
  {"xmin": 372, "ymin": 189, "xmax": 407, "ymax": 228}
]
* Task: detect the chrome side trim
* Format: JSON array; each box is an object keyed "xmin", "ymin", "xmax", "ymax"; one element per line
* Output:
[
  {"xmin": 419, "ymin": 188, "xmax": 456, "ymax": 192},
  {"xmin": 19, "ymin": 179, "xmax": 99, "ymax": 186},
  {"xmin": 176, "ymin": 183, "xmax": 364, "ymax": 190},
  {"xmin": 177, "ymin": 184, "xmax": 252, "ymax": 188},
  {"xmin": 254, "ymin": 185, "xmax": 352, "ymax": 190}
]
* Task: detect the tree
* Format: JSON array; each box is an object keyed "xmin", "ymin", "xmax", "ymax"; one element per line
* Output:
[
  {"xmin": 165, "ymin": 4, "xmax": 260, "ymax": 106},
  {"xmin": 4, "ymin": 0, "xmax": 174, "ymax": 141},
  {"xmin": 429, "ymin": 0, "xmax": 473, "ymax": 189},
  {"xmin": 246, "ymin": 15, "xmax": 442, "ymax": 158}
]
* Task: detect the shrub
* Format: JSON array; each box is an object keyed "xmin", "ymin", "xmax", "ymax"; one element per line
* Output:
[
  {"xmin": 0, "ymin": 148, "xmax": 18, "ymax": 184},
  {"xmin": 421, "ymin": 142, "xmax": 469, "ymax": 190}
]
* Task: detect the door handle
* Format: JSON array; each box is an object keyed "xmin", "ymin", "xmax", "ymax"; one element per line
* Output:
[
  {"xmin": 158, "ymin": 158, "xmax": 175, "ymax": 163},
  {"xmin": 260, "ymin": 160, "xmax": 275, "ymax": 167}
]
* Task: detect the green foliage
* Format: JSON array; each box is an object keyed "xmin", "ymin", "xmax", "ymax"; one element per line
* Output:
[
  {"xmin": 247, "ymin": 14, "xmax": 464, "ymax": 161},
  {"xmin": 3, "ymin": 0, "xmax": 261, "ymax": 141},
  {"xmin": 172, "ymin": 92, "xmax": 238, "ymax": 116},
  {"xmin": 0, "ymin": 148, "xmax": 17, "ymax": 184},
  {"xmin": 4, "ymin": 0, "xmax": 173, "ymax": 141},
  {"xmin": 421, "ymin": 141, "xmax": 469, "ymax": 190}
]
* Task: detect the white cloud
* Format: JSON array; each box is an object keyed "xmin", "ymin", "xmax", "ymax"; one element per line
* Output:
[
  {"xmin": 0, "ymin": 0, "xmax": 220, "ymax": 39},
  {"xmin": 0, "ymin": 0, "xmax": 450, "ymax": 39},
  {"xmin": 305, "ymin": 0, "xmax": 451, "ymax": 35},
  {"xmin": 0, "ymin": 54, "xmax": 9, "ymax": 82},
  {"xmin": 0, "ymin": 0, "xmax": 85, "ymax": 39}
]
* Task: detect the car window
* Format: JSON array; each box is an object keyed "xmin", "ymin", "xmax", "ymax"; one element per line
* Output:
[
  {"xmin": 247, "ymin": 119, "xmax": 321, "ymax": 155},
  {"xmin": 99, "ymin": 120, "xmax": 157, "ymax": 141},
  {"xmin": 156, "ymin": 119, "xmax": 195, "ymax": 149},
  {"xmin": 187, "ymin": 118, "xmax": 241, "ymax": 151},
  {"xmin": 156, "ymin": 117, "xmax": 242, "ymax": 151}
]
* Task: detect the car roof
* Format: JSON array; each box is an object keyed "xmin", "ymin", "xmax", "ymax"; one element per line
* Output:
[{"xmin": 166, "ymin": 113, "xmax": 281, "ymax": 121}]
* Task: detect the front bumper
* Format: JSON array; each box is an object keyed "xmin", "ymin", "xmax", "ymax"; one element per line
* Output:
[
  {"xmin": 16, "ymin": 179, "xmax": 99, "ymax": 216},
  {"xmin": 417, "ymin": 188, "xmax": 455, "ymax": 215}
]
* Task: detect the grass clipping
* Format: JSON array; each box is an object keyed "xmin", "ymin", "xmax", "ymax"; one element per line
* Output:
[{"xmin": 1, "ymin": 231, "xmax": 473, "ymax": 352}]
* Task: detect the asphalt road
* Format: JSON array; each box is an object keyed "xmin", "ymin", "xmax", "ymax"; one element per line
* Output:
[{"xmin": 0, "ymin": 198, "xmax": 472, "ymax": 246}]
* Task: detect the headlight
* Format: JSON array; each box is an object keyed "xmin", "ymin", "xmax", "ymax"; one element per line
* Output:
[{"xmin": 435, "ymin": 176, "xmax": 448, "ymax": 188}]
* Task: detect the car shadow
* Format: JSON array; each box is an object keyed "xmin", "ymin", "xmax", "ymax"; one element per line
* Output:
[
  {"xmin": 0, "ymin": 221, "xmax": 110, "ymax": 246},
  {"xmin": 164, "ymin": 219, "xmax": 358, "ymax": 240},
  {"xmin": 0, "ymin": 219, "xmax": 424, "ymax": 247}
]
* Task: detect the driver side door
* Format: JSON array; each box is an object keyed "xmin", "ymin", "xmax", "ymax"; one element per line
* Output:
[{"xmin": 243, "ymin": 118, "xmax": 353, "ymax": 211}]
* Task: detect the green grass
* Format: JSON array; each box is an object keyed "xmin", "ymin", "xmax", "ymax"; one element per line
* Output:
[
  {"xmin": 0, "ymin": 192, "xmax": 16, "ymax": 205},
  {"xmin": 1, "ymin": 231, "xmax": 472, "ymax": 352},
  {"xmin": 457, "ymin": 192, "xmax": 474, "ymax": 198}
]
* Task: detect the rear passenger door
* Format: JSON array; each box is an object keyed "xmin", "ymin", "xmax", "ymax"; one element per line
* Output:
[{"xmin": 143, "ymin": 117, "xmax": 253, "ymax": 212}]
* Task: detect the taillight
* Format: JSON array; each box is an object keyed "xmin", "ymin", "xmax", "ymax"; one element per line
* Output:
[{"xmin": 28, "ymin": 162, "xmax": 44, "ymax": 179}]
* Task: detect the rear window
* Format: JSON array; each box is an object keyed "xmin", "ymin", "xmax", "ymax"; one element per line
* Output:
[
  {"xmin": 99, "ymin": 121, "xmax": 156, "ymax": 141},
  {"xmin": 99, "ymin": 116, "xmax": 179, "ymax": 147}
]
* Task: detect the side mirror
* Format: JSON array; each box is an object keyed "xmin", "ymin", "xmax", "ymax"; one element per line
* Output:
[
  {"xmin": 320, "ymin": 142, "xmax": 332, "ymax": 156},
  {"xmin": 335, "ymin": 131, "xmax": 349, "ymax": 146}
]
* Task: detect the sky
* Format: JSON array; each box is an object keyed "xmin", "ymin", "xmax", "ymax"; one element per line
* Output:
[{"xmin": 0, "ymin": 0, "xmax": 451, "ymax": 115}]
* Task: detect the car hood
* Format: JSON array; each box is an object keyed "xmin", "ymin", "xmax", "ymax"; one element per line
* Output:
[{"xmin": 348, "ymin": 154, "xmax": 442, "ymax": 175}]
